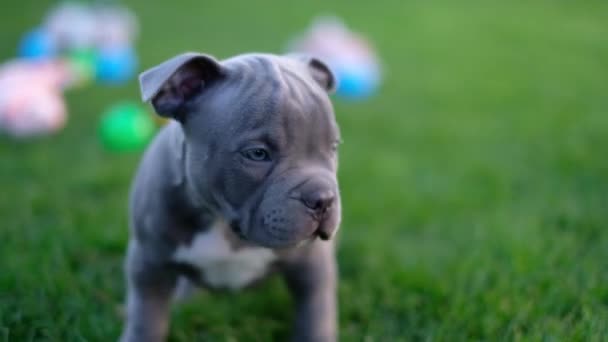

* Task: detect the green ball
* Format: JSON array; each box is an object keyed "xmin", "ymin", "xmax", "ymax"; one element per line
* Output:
[
  {"xmin": 99, "ymin": 102, "xmax": 156, "ymax": 152},
  {"xmin": 67, "ymin": 48, "xmax": 97, "ymax": 87}
]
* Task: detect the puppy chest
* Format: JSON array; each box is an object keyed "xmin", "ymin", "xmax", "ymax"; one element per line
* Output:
[{"xmin": 172, "ymin": 224, "xmax": 277, "ymax": 290}]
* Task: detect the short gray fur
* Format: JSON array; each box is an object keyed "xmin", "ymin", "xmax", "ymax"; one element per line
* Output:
[{"xmin": 120, "ymin": 52, "xmax": 342, "ymax": 342}]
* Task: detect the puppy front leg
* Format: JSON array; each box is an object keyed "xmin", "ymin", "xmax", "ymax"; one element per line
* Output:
[
  {"xmin": 283, "ymin": 243, "xmax": 338, "ymax": 342},
  {"xmin": 120, "ymin": 241, "xmax": 177, "ymax": 342}
]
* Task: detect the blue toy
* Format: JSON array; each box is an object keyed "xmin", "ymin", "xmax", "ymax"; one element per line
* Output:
[
  {"xmin": 18, "ymin": 28, "xmax": 57, "ymax": 60},
  {"xmin": 95, "ymin": 46, "xmax": 138, "ymax": 85},
  {"xmin": 333, "ymin": 63, "xmax": 380, "ymax": 100},
  {"xmin": 287, "ymin": 16, "xmax": 382, "ymax": 101}
]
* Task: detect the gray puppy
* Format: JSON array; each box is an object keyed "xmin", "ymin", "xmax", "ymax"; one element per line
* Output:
[{"xmin": 120, "ymin": 52, "xmax": 342, "ymax": 342}]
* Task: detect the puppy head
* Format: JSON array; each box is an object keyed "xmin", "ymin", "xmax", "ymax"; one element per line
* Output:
[{"xmin": 140, "ymin": 52, "xmax": 341, "ymax": 248}]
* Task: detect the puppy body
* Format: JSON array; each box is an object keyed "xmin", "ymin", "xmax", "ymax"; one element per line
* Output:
[{"xmin": 121, "ymin": 53, "xmax": 341, "ymax": 342}]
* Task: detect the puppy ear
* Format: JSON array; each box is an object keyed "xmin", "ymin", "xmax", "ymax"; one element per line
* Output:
[
  {"xmin": 289, "ymin": 54, "xmax": 337, "ymax": 93},
  {"xmin": 139, "ymin": 52, "xmax": 223, "ymax": 119},
  {"xmin": 307, "ymin": 57, "xmax": 336, "ymax": 93}
]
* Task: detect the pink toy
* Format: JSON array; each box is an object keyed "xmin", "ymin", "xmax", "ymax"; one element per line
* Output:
[
  {"xmin": 0, "ymin": 60, "xmax": 70, "ymax": 137},
  {"xmin": 289, "ymin": 16, "xmax": 379, "ymax": 70},
  {"xmin": 288, "ymin": 16, "xmax": 382, "ymax": 99},
  {"xmin": 0, "ymin": 59, "xmax": 72, "ymax": 89}
]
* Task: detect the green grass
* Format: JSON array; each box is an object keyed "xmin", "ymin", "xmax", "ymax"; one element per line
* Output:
[{"xmin": 2, "ymin": 0, "xmax": 608, "ymax": 340}]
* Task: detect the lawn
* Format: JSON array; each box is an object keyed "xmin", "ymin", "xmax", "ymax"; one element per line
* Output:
[{"xmin": 1, "ymin": 0, "xmax": 608, "ymax": 341}]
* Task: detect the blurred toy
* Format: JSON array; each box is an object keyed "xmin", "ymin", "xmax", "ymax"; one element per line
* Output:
[
  {"xmin": 0, "ymin": 87, "xmax": 66, "ymax": 137},
  {"xmin": 18, "ymin": 28, "xmax": 57, "ymax": 60},
  {"xmin": 96, "ymin": 46, "xmax": 138, "ymax": 85},
  {"xmin": 332, "ymin": 63, "xmax": 378, "ymax": 99},
  {"xmin": 0, "ymin": 59, "xmax": 72, "ymax": 137},
  {"xmin": 41, "ymin": 2, "xmax": 139, "ymax": 86},
  {"xmin": 67, "ymin": 48, "xmax": 97, "ymax": 87},
  {"xmin": 98, "ymin": 102, "xmax": 156, "ymax": 152},
  {"xmin": 94, "ymin": 4, "xmax": 139, "ymax": 49},
  {"xmin": 44, "ymin": 2, "xmax": 98, "ymax": 50},
  {"xmin": 288, "ymin": 16, "xmax": 381, "ymax": 100},
  {"xmin": 1, "ymin": 2, "xmax": 142, "ymax": 140},
  {"xmin": 0, "ymin": 59, "xmax": 72, "ymax": 90}
]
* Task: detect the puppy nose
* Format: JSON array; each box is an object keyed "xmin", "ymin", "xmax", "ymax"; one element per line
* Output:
[{"xmin": 301, "ymin": 190, "xmax": 335, "ymax": 216}]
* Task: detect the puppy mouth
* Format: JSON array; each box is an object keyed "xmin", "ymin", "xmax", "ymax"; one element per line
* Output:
[
  {"xmin": 230, "ymin": 218, "xmax": 309, "ymax": 246},
  {"xmin": 230, "ymin": 204, "xmax": 334, "ymax": 247},
  {"xmin": 229, "ymin": 220, "xmax": 247, "ymax": 240},
  {"xmin": 314, "ymin": 228, "xmax": 331, "ymax": 240}
]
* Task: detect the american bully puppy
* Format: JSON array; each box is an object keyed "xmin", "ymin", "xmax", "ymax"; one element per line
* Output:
[{"xmin": 120, "ymin": 52, "xmax": 342, "ymax": 342}]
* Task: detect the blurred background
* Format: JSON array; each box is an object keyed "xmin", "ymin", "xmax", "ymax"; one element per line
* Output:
[{"xmin": 1, "ymin": 0, "xmax": 607, "ymax": 340}]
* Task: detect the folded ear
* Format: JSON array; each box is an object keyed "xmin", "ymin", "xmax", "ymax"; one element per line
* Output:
[
  {"xmin": 139, "ymin": 52, "xmax": 223, "ymax": 119},
  {"xmin": 288, "ymin": 54, "xmax": 336, "ymax": 93}
]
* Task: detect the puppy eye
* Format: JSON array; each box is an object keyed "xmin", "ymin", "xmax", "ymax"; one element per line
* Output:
[{"xmin": 242, "ymin": 148, "xmax": 271, "ymax": 162}]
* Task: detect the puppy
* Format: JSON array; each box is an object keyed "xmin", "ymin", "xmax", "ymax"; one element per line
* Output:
[{"xmin": 120, "ymin": 52, "xmax": 342, "ymax": 342}]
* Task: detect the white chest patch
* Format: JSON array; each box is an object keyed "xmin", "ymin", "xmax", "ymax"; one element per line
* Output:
[{"xmin": 172, "ymin": 221, "xmax": 277, "ymax": 290}]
